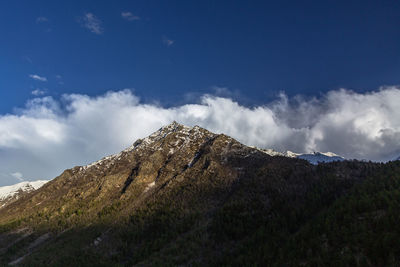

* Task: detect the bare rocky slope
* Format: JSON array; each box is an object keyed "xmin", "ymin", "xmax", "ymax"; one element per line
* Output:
[{"xmin": 0, "ymin": 122, "xmax": 399, "ymax": 266}]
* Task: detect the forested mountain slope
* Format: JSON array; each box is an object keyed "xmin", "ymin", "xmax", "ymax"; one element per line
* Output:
[{"xmin": 0, "ymin": 122, "xmax": 398, "ymax": 266}]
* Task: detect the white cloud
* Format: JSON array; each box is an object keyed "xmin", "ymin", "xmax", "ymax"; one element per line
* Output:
[
  {"xmin": 121, "ymin": 12, "xmax": 140, "ymax": 21},
  {"xmin": 81, "ymin": 13, "xmax": 103, "ymax": 34},
  {"xmin": 36, "ymin": 17, "xmax": 48, "ymax": 23},
  {"xmin": 0, "ymin": 87, "xmax": 400, "ymax": 186},
  {"xmin": 11, "ymin": 172, "xmax": 24, "ymax": 182},
  {"xmin": 31, "ymin": 89, "xmax": 46, "ymax": 96},
  {"xmin": 162, "ymin": 36, "xmax": 174, "ymax": 47},
  {"xmin": 29, "ymin": 74, "xmax": 47, "ymax": 82}
]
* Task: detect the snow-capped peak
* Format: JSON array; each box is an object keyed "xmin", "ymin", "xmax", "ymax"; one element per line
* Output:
[
  {"xmin": 296, "ymin": 152, "xmax": 344, "ymax": 164},
  {"xmin": 318, "ymin": 151, "xmax": 341, "ymax": 157},
  {"xmin": 254, "ymin": 148, "xmax": 284, "ymax": 156},
  {"xmin": 284, "ymin": 151, "xmax": 301, "ymax": 158},
  {"xmin": 80, "ymin": 121, "xmax": 209, "ymax": 171},
  {"xmin": 0, "ymin": 180, "xmax": 48, "ymax": 201},
  {"xmin": 256, "ymin": 147, "xmax": 344, "ymax": 164},
  {"xmin": 80, "ymin": 121, "xmax": 346, "ymax": 171},
  {"xmin": 140, "ymin": 121, "xmax": 191, "ymax": 146}
]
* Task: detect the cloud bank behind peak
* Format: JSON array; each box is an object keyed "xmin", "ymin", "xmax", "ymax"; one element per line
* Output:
[{"xmin": 1, "ymin": 87, "xmax": 400, "ymax": 185}]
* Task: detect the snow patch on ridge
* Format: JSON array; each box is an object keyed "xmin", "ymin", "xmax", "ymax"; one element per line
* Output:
[{"xmin": 0, "ymin": 180, "xmax": 48, "ymax": 201}]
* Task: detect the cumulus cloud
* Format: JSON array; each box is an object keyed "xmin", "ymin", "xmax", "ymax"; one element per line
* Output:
[
  {"xmin": 11, "ymin": 172, "xmax": 24, "ymax": 182},
  {"xmin": 81, "ymin": 13, "xmax": 103, "ymax": 34},
  {"xmin": 121, "ymin": 11, "xmax": 140, "ymax": 21},
  {"xmin": 0, "ymin": 87, "xmax": 400, "ymax": 186},
  {"xmin": 29, "ymin": 74, "xmax": 47, "ymax": 82}
]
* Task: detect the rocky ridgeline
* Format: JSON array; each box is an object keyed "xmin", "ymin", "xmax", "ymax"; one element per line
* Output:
[
  {"xmin": 0, "ymin": 180, "xmax": 48, "ymax": 209},
  {"xmin": 0, "ymin": 122, "xmax": 344, "ymax": 213}
]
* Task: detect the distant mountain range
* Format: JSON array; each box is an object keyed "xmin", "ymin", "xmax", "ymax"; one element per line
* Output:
[
  {"xmin": 296, "ymin": 152, "xmax": 345, "ymax": 164},
  {"xmin": 0, "ymin": 122, "xmax": 399, "ymax": 266},
  {"xmin": 259, "ymin": 148, "xmax": 345, "ymax": 164}
]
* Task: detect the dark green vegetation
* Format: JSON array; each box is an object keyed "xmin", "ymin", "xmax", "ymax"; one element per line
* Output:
[{"xmin": 1, "ymin": 123, "xmax": 399, "ymax": 266}]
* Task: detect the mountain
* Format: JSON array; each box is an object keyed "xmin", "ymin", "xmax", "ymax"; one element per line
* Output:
[
  {"xmin": 259, "ymin": 148, "xmax": 345, "ymax": 164},
  {"xmin": 0, "ymin": 122, "xmax": 400, "ymax": 266},
  {"xmin": 297, "ymin": 151, "xmax": 345, "ymax": 164},
  {"xmin": 0, "ymin": 180, "xmax": 48, "ymax": 209}
]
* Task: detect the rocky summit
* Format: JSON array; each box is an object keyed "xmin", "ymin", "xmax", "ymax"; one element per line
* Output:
[{"xmin": 1, "ymin": 122, "xmax": 400, "ymax": 266}]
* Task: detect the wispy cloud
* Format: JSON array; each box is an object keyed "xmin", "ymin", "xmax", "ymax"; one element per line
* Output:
[
  {"xmin": 31, "ymin": 89, "xmax": 46, "ymax": 96},
  {"xmin": 29, "ymin": 74, "xmax": 47, "ymax": 82},
  {"xmin": 11, "ymin": 172, "xmax": 24, "ymax": 182},
  {"xmin": 121, "ymin": 11, "xmax": 140, "ymax": 21},
  {"xmin": 81, "ymin": 13, "xmax": 103, "ymax": 34},
  {"xmin": 36, "ymin": 17, "xmax": 48, "ymax": 23},
  {"xmin": 162, "ymin": 36, "xmax": 174, "ymax": 47},
  {"xmin": 1, "ymin": 87, "xmax": 400, "ymax": 186}
]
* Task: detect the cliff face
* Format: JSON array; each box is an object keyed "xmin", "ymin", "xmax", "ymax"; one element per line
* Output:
[{"xmin": 0, "ymin": 122, "xmax": 396, "ymax": 266}]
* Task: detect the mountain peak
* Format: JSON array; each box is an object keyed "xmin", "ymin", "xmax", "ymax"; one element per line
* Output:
[
  {"xmin": 80, "ymin": 122, "xmax": 213, "ymax": 171},
  {"xmin": 141, "ymin": 122, "xmax": 209, "ymax": 147},
  {"xmin": 0, "ymin": 180, "xmax": 48, "ymax": 208},
  {"xmin": 160, "ymin": 120, "xmax": 185, "ymax": 132},
  {"xmin": 79, "ymin": 121, "xmax": 347, "ymax": 172},
  {"xmin": 315, "ymin": 151, "xmax": 341, "ymax": 157},
  {"xmin": 159, "ymin": 121, "xmax": 208, "ymax": 133},
  {"xmin": 297, "ymin": 151, "xmax": 344, "ymax": 164},
  {"xmin": 256, "ymin": 148, "xmax": 345, "ymax": 164}
]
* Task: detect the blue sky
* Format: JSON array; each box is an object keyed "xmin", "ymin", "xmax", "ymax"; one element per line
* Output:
[
  {"xmin": 1, "ymin": 0, "xmax": 400, "ymax": 185},
  {"xmin": 1, "ymin": 0, "xmax": 400, "ymax": 112}
]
